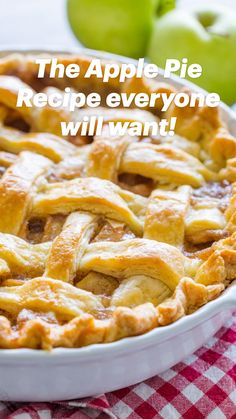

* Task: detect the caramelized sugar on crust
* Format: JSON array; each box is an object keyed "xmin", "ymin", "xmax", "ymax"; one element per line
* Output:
[{"xmin": 0, "ymin": 54, "xmax": 234, "ymax": 349}]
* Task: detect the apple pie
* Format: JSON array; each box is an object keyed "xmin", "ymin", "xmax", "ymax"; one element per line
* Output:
[{"xmin": 0, "ymin": 53, "xmax": 235, "ymax": 350}]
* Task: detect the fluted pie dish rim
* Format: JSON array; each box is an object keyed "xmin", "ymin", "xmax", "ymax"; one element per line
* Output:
[{"xmin": 0, "ymin": 279, "xmax": 235, "ymax": 360}]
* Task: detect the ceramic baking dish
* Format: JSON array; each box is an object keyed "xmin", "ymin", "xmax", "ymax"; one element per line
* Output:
[{"xmin": 0, "ymin": 48, "xmax": 235, "ymax": 402}]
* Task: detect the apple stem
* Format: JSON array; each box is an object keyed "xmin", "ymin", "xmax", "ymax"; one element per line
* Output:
[{"xmin": 156, "ymin": 0, "xmax": 176, "ymax": 17}]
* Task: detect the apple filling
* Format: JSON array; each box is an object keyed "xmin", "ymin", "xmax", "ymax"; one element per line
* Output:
[
  {"xmin": 23, "ymin": 215, "xmax": 66, "ymax": 244},
  {"xmin": 191, "ymin": 181, "xmax": 232, "ymax": 212},
  {"xmin": 184, "ymin": 181, "xmax": 233, "ymax": 253},
  {"xmin": 118, "ymin": 173, "xmax": 155, "ymax": 197}
]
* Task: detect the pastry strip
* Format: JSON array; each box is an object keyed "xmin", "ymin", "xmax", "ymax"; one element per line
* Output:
[
  {"xmin": 45, "ymin": 212, "xmax": 100, "ymax": 283},
  {"xmin": 0, "ymin": 151, "xmax": 52, "ymax": 234},
  {"xmin": 32, "ymin": 177, "xmax": 143, "ymax": 235}
]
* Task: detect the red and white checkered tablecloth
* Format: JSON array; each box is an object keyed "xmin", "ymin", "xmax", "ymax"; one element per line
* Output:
[{"xmin": 0, "ymin": 312, "xmax": 235, "ymax": 419}]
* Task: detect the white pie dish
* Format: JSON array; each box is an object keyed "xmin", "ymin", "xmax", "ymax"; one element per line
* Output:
[{"xmin": 0, "ymin": 48, "xmax": 235, "ymax": 402}]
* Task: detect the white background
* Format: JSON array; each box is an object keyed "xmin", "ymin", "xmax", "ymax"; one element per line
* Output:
[{"xmin": 0, "ymin": 0, "xmax": 235, "ymax": 50}]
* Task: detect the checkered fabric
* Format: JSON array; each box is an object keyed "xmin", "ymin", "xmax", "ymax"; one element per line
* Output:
[{"xmin": 0, "ymin": 313, "xmax": 236, "ymax": 419}]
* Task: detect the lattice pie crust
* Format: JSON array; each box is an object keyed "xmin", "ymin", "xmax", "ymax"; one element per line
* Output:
[{"xmin": 0, "ymin": 54, "xmax": 234, "ymax": 349}]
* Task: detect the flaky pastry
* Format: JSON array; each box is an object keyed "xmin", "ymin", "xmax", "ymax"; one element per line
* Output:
[{"xmin": 0, "ymin": 53, "xmax": 234, "ymax": 350}]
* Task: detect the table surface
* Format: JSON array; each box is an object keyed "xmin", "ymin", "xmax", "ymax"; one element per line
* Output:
[{"xmin": 0, "ymin": 0, "xmax": 235, "ymax": 51}]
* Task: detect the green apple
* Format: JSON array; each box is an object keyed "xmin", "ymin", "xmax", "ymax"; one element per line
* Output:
[
  {"xmin": 67, "ymin": 0, "xmax": 174, "ymax": 59},
  {"xmin": 148, "ymin": 6, "xmax": 236, "ymax": 105}
]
